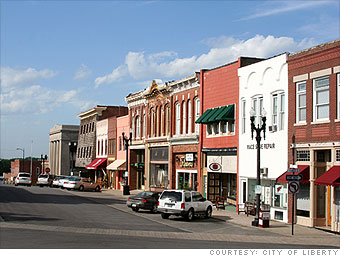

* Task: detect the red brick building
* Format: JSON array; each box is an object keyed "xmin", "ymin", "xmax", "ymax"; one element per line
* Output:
[
  {"xmin": 197, "ymin": 57, "xmax": 263, "ymax": 207},
  {"xmin": 10, "ymin": 159, "xmax": 44, "ymax": 184},
  {"xmin": 287, "ymin": 39, "xmax": 340, "ymax": 232}
]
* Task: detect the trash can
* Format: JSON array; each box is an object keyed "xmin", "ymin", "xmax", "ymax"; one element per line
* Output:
[
  {"xmin": 123, "ymin": 185, "xmax": 130, "ymax": 195},
  {"xmin": 259, "ymin": 209, "xmax": 270, "ymax": 227}
]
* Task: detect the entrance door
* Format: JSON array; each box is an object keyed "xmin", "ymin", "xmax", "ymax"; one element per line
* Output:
[{"xmin": 208, "ymin": 172, "xmax": 221, "ymax": 202}]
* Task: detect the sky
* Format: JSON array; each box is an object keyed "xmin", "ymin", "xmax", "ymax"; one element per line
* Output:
[{"xmin": 1, "ymin": 0, "xmax": 339, "ymax": 159}]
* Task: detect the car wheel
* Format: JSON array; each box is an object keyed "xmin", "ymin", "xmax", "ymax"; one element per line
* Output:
[
  {"xmin": 40, "ymin": 185, "xmax": 43, "ymax": 187},
  {"xmin": 186, "ymin": 208, "xmax": 194, "ymax": 221},
  {"xmin": 95, "ymin": 186, "xmax": 101, "ymax": 192},
  {"xmin": 205, "ymin": 206, "xmax": 212, "ymax": 219},
  {"xmin": 151, "ymin": 204, "xmax": 158, "ymax": 213},
  {"xmin": 132, "ymin": 207, "xmax": 139, "ymax": 212},
  {"xmin": 161, "ymin": 213, "xmax": 170, "ymax": 219},
  {"xmin": 79, "ymin": 185, "xmax": 84, "ymax": 191},
  {"xmin": 15, "ymin": 183, "xmax": 18, "ymax": 186}
]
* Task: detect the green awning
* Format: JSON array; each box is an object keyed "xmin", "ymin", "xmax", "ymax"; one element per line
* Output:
[{"xmin": 195, "ymin": 104, "xmax": 235, "ymax": 124}]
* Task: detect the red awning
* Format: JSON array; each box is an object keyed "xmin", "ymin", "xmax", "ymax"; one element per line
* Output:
[
  {"xmin": 276, "ymin": 165, "xmax": 310, "ymax": 184},
  {"xmin": 86, "ymin": 158, "xmax": 107, "ymax": 170},
  {"xmin": 314, "ymin": 166, "xmax": 340, "ymax": 186}
]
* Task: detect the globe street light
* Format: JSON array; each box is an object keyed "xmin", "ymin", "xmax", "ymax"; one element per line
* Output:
[
  {"xmin": 250, "ymin": 108, "xmax": 266, "ymax": 227},
  {"xmin": 122, "ymin": 128, "xmax": 132, "ymax": 193},
  {"xmin": 16, "ymin": 148, "xmax": 25, "ymax": 172}
]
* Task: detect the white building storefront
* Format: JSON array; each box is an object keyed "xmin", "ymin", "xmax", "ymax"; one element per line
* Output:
[{"xmin": 238, "ymin": 53, "xmax": 289, "ymax": 222}]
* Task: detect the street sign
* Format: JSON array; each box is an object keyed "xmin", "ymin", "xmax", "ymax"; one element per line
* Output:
[
  {"xmin": 255, "ymin": 185, "xmax": 262, "ymax": 194},
  {"xmin": 288, "ymin": 181, "xmax": 300, "ymax": 194},
  {"xmin": 286, "ymin": 174, "xmax": 302, "ymax": 181},
  {"xmin": 45, "ymin": 168, "xmax": 50, "ymax": 173},
  {"xmin": 275, "ymin": 184, "xmax": 284, "ymax": 194},
  {"xmin": 287, "ymin": 168, "xmax": 300, "ymax": 173},
  {"xmin": 290, "ymin": 164, "xmax": 298, "ymax": 169}
]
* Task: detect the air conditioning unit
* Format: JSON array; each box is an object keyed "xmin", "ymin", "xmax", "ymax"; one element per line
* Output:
[
  {"xmin": 269, "ymin": 125, "xmax": 277, "ymax": 132},
  {"xmin": 261, "ymin": 167, "xmax": 268, "ymax": 176}
]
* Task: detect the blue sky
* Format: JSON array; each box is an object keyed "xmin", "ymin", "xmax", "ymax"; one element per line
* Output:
[{"xmin": 1, "ymin": 0, "xmax": 339, "ymax": 159}]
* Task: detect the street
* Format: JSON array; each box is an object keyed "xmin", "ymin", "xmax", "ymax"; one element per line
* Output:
[{"xmin": 0, "ymin": 184, "xmax": 339, "ymax": 249}]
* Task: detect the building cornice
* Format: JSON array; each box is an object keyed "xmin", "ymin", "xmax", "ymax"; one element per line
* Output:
[{"xmin": 77, "ymin": 106, "xmax": 107, "ymax": 119}]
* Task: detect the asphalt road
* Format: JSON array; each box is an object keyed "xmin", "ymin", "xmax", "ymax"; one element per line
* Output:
[{"xmin": 0, "ymin": 184, "xmax": 339, "ymax": 249}]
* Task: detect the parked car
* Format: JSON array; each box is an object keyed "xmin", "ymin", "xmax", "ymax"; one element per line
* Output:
[
  {"xmin": 63, "ymin": 176, "xmax": 82, "ymax": 190},
  {"xmin": 74, "ymin": 178, "xmax": 101, "ymax": 192},
  {"xmin": 52, "ymin": 175, "xmax": 65, "ymax": 187},
  {"xmin": 14, "ymin": 172, "xmax": 32, "ymax": 186},
  {"xmin": 157, "ymin": 190, "xmax": 213, "ymax": 221},
  {"xmin": 126, "ymin": 191, "xmax": 160, "ymax": 213},
  {"xmin": 58, "ymin": 176, "xmax": 72, "ymax": 188},
  {"xmin": 37, "ymin": 174, "xmax": 55, "ymax": 187}
]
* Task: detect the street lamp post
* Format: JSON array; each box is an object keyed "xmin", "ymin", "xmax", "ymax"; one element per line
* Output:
[
  {"xmin": 68, "ymin": 142, "xmax": 77, "ymax": 176},
  {"xmin": 16, "ymin": 148, "xmax": 25, "ymax": 172},
  {"xmin": 250, "ymin": 108, "xmax": 266, "ymax": 227},
  {"xmin": 41, "ymin": 154, "xmax": 47, "ymax": 174},
  {"xmin": 122, "ymin": 128, "xmax": 132, "ymax": 186}
]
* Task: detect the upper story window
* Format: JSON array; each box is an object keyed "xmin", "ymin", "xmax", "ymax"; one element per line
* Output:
[
  {"xmin": 188, "ymin": 100, "xmax": 192, "ymax": 134},
  {"xmin": 150, "ymin": 109, "xmax": 155, "ymax": 137},
  {"xmin": 251, "ymin": 95, "xmax": 263, "ymax": 127},
  {"xmin": 136, "ymin": 116, "xmax": 140, "ymax": 138},
  {"xmin": 119, "ymin": 136, "xmax": 122, "ymax": 151},
  {"xmin": 160, "ymin": 106, "xmax": 164, "ymax": 136},
  {"xmin": 143, "ymin": 114, "xmax": 146, "ymax": 138},
  {"xmin": 271, "ymin": 91, "xmax": 285, "ymax": 131},
  {"xmin": 194, "ymin": 98, "xmax": 200, "ymax": 134},
  {"xmin": 166, "ymin": 105, "xmax": 170, "ymax": 136},
  {"xmin": 313, "ymin": 76, "xmax": 329, "ymax": 121},
  {"xmin": 241, "ymin": 99, "xmax": 246, "ymax": 134},
  {"xmin": 182, "ymin": 101, "xmax": 186, "ymax": 134},
  {"xmin": 296, "ymin": 81, "xmax": 306, "ymax": 123},
  {"xmin": 176, "ymin": 103, "xmax": 180, "ymax": 135},
  {"xmin": 336, "ymin": 149, "xmax": 340, "ymax": 162}
]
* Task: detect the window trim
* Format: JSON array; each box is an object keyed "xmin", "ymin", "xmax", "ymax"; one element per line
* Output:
[
  {"xmin": 337, "ymin": 73, "xmax": 340, "ymax": 120},
  {"xmin": 296, "ymin": 81, "xmax": 307, "ymax": 123},
  {"xmin": 313, "ymin": 76, "xmax": 329, "ymax": 122}
]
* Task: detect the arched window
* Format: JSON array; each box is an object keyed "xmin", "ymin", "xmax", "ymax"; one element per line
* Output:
[
  {"xmin": 160, "ymin": 106, "xmax": 164, "ymax": 136},
  {"xmin": 176, "ymin": 103, "xmax": 180, "ymax": 135},
  {"xmin": 195, "ymin": 98, "xmax": 200, "ymax": 134},
  {"xmin": 155, "ymin": 106, "xmax": 159, "ymax": 137},
  {"xmin": 182, "ymin": 101, "xmax": 186, "ymax": 134},
  {"xmin": 143, "ymin": 114, "xmax": 146, "ymax": 138},
  {"xmin": 136, "ymin": 116, "xmax": 140, "ymax": 138},
  {"xmin": 101, "ymin": 139, "xmax": 104, "ymax": 156},
  {"xmin": 132, "ymin": 117, "xmax": 135, "ymax": 139},
  {"xmin": 150, "ymin": 109, "xmax": 154, "ymax": 137},
  {"xmin": 188, "ymin": 99, "xmax": 192, "ymax": 134}
]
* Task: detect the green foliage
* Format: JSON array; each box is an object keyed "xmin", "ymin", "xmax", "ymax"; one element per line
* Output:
[{"xmin": 0, "ymin": 159, "xmax": 12, "ymax": 174}]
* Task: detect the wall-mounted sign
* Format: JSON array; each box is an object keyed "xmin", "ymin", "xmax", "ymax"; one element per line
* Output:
[
  {"xmin": 209, "ymin": 163, "xmax": 221, "ymax": 171},
  {"xmin": 186, "ymin": 153, "xmax": 194, "ymax": 162},
  {"xmin": 180, "ymin": 156, "xmax": 194, "ymax": 168},
  {"xmin": 275, "ymin": 185, "xmax": 284, "ymax": 195},
  {"xmin": 255, "ymin": 185, "xmax": 262, "ymax": 194},
  {"xmin": 247, "ymin": 143, "xmax": 275, "ymax": 150}
]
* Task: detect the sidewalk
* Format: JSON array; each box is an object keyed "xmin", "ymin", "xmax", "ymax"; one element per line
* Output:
[{"xmin": 101, "ymin": 188, "xmax": 340, "ymax": 239}]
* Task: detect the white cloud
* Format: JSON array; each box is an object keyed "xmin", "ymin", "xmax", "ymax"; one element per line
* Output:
[
  {"xmin": 94, "ymin": 65, "xmax": 128, "ymax": 88},
  {"xmin": 237, "ymin": 1, "xmax": 334, "ymax": 21},
  {"xmin": 94, "ymin": 35, "xmax": 316, "ymax": 87},
  {"xmin": 73, "ymin": 64, "xmax": 92, "ymax": 80},
  {"xmin": 0, "ymin": 66, "xmax": 95, "ymax": 115},
  {"xmin": 0, "ymin": 66, "xmax": 57, "ymax": 91}
]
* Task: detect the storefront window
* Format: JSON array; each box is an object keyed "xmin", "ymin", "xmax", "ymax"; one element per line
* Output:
[
  {"xmin": 150, "ymin": 164, "xmax": 168, "ymax": 188},
  {"xmin": 177, "ymin": 172, "xmax": 197, "ymax": 190},
  {"xmin": 296, "ymin": 183, "xmax": 310, "ymax": 217}
]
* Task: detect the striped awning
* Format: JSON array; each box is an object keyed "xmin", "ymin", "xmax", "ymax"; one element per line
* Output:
[{"xmin": 195, "ymin": 104, "xmax": 234, "ymax": 124}]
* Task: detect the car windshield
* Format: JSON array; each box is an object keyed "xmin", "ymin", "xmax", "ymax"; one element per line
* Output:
[
  {"xmin": 69, "ymin": 176, "xmax": 81, "ymax": 181},
  {"xmin": 39, "ymin": 175, "xmax": 48, "ymax": 178},
  {"xmin": 19, "ymin": 173, "xmax": 30, "ymax": 178},
  {"xmin": 160, "ymin": 191, "xmax": 182, "ymax": 202},
  {"xmin": 137, "ymin": 192, "xmax": 155, "ymax": 197}
]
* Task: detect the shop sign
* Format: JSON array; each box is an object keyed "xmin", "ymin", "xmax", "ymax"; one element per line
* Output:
[
  {"xmin": 275, "ymin": 185, "xmax": 284, "ymax": 195},
  {"xmin": 186, "ymin": 153, "xmax": 194, "ymax": 162},
  {"xmin": 247, "ymin": 143, "xmax": 275, "ymax": 150},
  {"xmin": 209, "ymin": 163, "xmax": 221, "ymax": 171},
  {"xmin": 180, "ymin": 157, "xmax": 194, "ymax": 168}
]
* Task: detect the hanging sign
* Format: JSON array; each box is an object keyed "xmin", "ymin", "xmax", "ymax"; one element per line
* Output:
[
  {"xmin": 209, "ymin": 163, "xmax": 221, "ymax": 171},
  {"xmin": 255, "ymin": 185, "xmax": 262, "ymax": 194},
  {"xmin": 275, "ymin": 184, "xmax": 284, "ymax": 195}
]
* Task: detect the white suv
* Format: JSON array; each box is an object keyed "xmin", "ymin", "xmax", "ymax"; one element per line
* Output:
[
  {"xmin": 157, "ymin": 190, "xmax": 213, "ymax": 221},
  {"xmin": 15, "ymin": 172, "xmax": 32, "ymax": 186}
]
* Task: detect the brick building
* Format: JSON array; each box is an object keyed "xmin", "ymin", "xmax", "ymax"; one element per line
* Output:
[
  {"xmin": 197, "ymin": 57, "xmax": 263, "ymax": 207},
  {"xmin": 75, "ymin": 105, "xmax": 128, "ymax": 181},
  {"xmin": 169, "ymin": 73, "xmax": 200, "ymax": 191},
  {"xmin": 286, "ymin": 39, "xmax": 340, "ymax": 232},
  {"xmin": 10, "ymin": 159, "xmax": 44, "ymax": 183}
]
